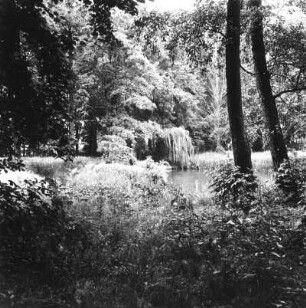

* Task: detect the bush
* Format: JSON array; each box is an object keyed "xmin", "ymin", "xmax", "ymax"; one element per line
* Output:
[
  {"xmin": 274, "ymin": 160, "xmax": 306, "ymax": 205},
  {"xmin": 210, "ymin": 163, "xmax": 258, "ymax": 215},
  {"xmin": 98, "ymin": 137, "xmax": 136, "ymax": 165},
  {"xmin": 0, "ymin": 159, "xmax": 92, "ymax": 306},
  {"xmin": 67, "ymin": 159, "xmax": 171, "ymax": 212},
  {"xmin": 134, "ymin": 135, "xmax": 149, "ymax": 160},
  {"xmin": 2, "ymin": 158, "xmax": 306, "ymax": 308}
]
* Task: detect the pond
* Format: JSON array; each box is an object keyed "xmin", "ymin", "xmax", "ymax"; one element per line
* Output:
[
  {"xmin": 168, "ymin": 168, "xmax": 273, "ymax": 197},
  {"xmin": 169, "ymin": 169, "xmax": 212, "ymax": 197}
]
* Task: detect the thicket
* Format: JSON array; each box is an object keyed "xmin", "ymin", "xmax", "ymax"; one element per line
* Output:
[{"xmin": 1, "ymin": 158, "xmax": 306, "ymax": 308}]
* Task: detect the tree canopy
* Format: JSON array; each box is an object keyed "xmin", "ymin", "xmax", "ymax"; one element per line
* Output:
[{"xmin": 1, "ymin": 0, "xmax": 306, "ymax": 165}]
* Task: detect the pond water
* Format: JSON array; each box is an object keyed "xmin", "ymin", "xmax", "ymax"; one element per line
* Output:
[
  {"xmin": 169, "ymin": 170, "xmax": 212, "ymax": 197},
  {"xmin": 168, "ymin": 152, "xmax": 306, "ymax": 197},
  {"xmin": 168, "ymin": 168, "xmax": 273, "ymax": 197}
]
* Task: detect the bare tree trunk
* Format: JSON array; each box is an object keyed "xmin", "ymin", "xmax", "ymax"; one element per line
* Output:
[
  {"xmin": 206, "ymin": 44, "xmax": 226, "ymax": 152},
  {"xmin": 226, "ymin": 0, "xmax": 252, "ymax": 171},
  {"xmin": 75, "ymin": 122, "xmax": 80, "ymax": 155},
  {"xmin": 248, "ymin": 0, "xmax": 289, "ymax": 170}
]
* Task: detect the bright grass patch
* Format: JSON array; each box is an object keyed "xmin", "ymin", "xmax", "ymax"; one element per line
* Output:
[
  {"xmin": 23, "ymin": 156, "xmax": 101, "ymax": 182},
  {"xmin": 0, "ymin": 169, "xmax": 42, "ymax": 186}
]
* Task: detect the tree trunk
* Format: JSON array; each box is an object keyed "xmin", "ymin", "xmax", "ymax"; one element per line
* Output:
[
  {"xmin": 75, "ymin": 122, "xmax": 80, "ymax": 155},
  {"xmin": 248, "ymin": 0, "xmax": 289, "ymax": 170},
  {"xmin": 226, "ymin": 0, "xmax": 252, "ymax": 171}
]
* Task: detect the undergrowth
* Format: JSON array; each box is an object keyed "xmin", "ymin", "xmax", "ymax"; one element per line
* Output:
[{"xmin": 1, "ymin": 157, "xmax": 306, "ymax": 308}]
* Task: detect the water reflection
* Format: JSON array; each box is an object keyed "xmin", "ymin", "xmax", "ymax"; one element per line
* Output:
[
  {"xmin": 169, "ymin": 170, "xmax": 211, "ymax": 196},
  {"xmin": 169, "ymin": 168, "xmax": 274, "ymax": 197}
]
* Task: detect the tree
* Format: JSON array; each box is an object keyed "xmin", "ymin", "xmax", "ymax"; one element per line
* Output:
[
  {"xmin": 0, "ymin": 0, "xmax": 145, "ymax": 157},
  {"xmin": 75, "ymin": 8, "xmax": 205, "ymax": 157},
  {"xmin": 226, "ymin": 0, "xmax": 252, "ymax": 171},
  {"xmin": 0, "ymin": 0, "xmax": 72, "ymax": 157},
  {"xmin": 263, "ymin": 3, "xmax": 306, "ymax": 150},
  {"xmin": 248, "ymin": 0, "xmax": 289, "ymax": 170},
  {"xmin": 205, "ymin": 43, "xmax": 228, "ymax": 151}
]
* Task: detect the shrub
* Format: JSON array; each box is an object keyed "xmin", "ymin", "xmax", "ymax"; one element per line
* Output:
[
  {"xmin": 2, "ymin": 157, "xmax": 306, "ymax": 308},
  {"xmin": 274, "ymin": 160, "xmax": 306, "ymax": 205},
  {"xmin": 0, "ymin": 159, "xmax": 92, "ymax": 306},
  {"xmin": 98, "ymin": 139, "xmax": 136, "ymax": 165},
  {"xmin": 67, "ymin": 159, "xmax": 171, "ymax": 211},
  {"xmin": 210, "ymin": 163, "xmax": 258, "ymax": 215},
  {"xmin": 37, "ymin": 137, "xmax": 75, "ymax": 161},
  {"xmin": 108, "ymin": 118, "xmax": 164, "ymax": 161},
  {"xmin": 134, "ymin": 135, "xmax": 149, "ymax": 160},
  {"xmin": 108, "ymin": 125, "xmax": 136, "ymax": 147},
  {"xmin": 100, "ymin": 134, "xmax": 127, "ymax": 146}
]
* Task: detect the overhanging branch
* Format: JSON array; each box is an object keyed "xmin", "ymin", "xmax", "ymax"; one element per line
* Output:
[
  {"xmin": 240, "ymin": 65, "xmax": 255, "ymax": 77},
  {"xmin": 274, "ymin": 86, "xmax": 306, "ymax": 99}
]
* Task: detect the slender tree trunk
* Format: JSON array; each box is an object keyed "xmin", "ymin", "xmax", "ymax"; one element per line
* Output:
[
  {"xmin": 226, "ymin": 0, "xmax": 252, "ymax": 171},
  {"xmin": 89, "ymin": 122, "xmax": 97, "ymax": 156},
  {"xmin": 75, "ymin": 122, "xmax": 80, "ymax": 155},
  {"xmin": 248, "ymin": 0, "xmax": 289, "ymax": 170}
]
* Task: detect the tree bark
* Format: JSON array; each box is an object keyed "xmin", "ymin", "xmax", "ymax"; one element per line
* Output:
[
  {"xmin": 248, "ymin": 0, "xmax": 289, "ymax": 170},
  {"xmin": 226, "ymin": 0, "xmax": 252, "ymax": 171}
]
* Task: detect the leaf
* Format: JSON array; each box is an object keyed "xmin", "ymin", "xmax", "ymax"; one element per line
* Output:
[
  {"xmin": 227, "ymin": 220, "xmax": 236, "ymax": 226},
  {"xmin": 271, "ymin": 252, "xmax": 281, "ymax": 258},
  {"xmin": 276, "ymin": 242, "xmax": 284, "ymax": 249},
  {"xmin": 242, "ymin": 273, "xmax": 256, "ymax": 280}
]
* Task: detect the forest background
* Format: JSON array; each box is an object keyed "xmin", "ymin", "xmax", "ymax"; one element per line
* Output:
[{"xmin": 1, "ymin": 0, "xmax": 305, "ymax": 165}]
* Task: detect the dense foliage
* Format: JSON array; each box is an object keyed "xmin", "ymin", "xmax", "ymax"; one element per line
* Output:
[
  {"xmin": 1, "ymin": 157, "xmax": 306, "ymax": 307},
  {"xmin": 2, "ymin": 0, "xmax": 306, "ymax": 159}
]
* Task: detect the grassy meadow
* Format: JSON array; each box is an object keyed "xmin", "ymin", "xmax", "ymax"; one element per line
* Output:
[{"xmin": 1, "ymin": 152, "xmax": 306, "ymax": 308}]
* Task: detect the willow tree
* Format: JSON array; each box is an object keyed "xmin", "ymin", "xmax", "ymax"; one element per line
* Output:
[
  {"xmin": 152, "ymin": 127, "xmax": 194, "ymax": 168},
  {"xmin": 248, "ymin": 0, "xmax": 289, "ymax": 170},
  {"xmin": 164, "ymin": 127, "xmax": 194, "ymax": 168},
  {"xmin": 226, "ymin": 0, "xmax": 252, "ymax": 171}
]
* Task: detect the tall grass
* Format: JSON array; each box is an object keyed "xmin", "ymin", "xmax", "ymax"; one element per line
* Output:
[
  {"xmin": 189, "ymin": 151, "xmax": 233, "ymax": 171},
  {"xmin": 23, "ymin": 156, "xmax": 101, "ymax": 182},
  {"xmin": 189, "ymin": 150, "xmax": 306, "ymax": 172},
  {"xmin": 66, "ymin": 159, "xmax": 171, "ymax": 212}
]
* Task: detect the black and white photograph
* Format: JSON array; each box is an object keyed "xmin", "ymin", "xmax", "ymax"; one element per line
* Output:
[{"xmin": 0, "ymin": 0, "xmax": 306, "ymax": 307}]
